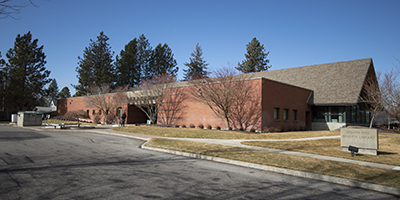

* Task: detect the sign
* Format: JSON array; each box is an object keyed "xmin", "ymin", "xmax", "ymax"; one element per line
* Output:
[{"xmin": 341, "ymin": 128, "xmax": 378, "ymax": 155}]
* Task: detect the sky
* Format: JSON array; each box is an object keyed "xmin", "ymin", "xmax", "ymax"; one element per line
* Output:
[{"xmin": 1, "ymin": 0, "xmax": 400, "ymax": 95}]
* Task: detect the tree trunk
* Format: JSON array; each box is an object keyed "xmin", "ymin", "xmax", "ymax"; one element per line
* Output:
[
  {"xmin": 223, "ymin": 117, "xmax": 230, "ymax": 130},
  {"xmin": 369, "ymin": 114, "xmax": 375, "ymax": 128}
]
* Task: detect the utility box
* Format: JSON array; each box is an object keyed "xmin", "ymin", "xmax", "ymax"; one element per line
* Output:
[
  {"xmin": 17, "ymin": 111, "xmax": 43, "ymax": 127},
  {"xmin": 11, "ymin": 114, "xmax": 18, "ymax": 123}
]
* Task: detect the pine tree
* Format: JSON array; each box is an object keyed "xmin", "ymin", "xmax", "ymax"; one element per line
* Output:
[
  {"xmin": 45, "ymin": 79, "xmax": 59, "ymax": 106},
  {"xmin": 236, "ymin": 37, "xmax": 271, "ymax": 73},
  {"xmin": 183, "ymin": 43, "xmax": 208, "ymax": 80},
  {"xmin": 115, "ymin": 34, "xmax": 151, "ymax": 88},
  {"xmin": 145, "ymin": 43, "xmax": 178, "ymax": 79},
  {"xmin": 115, "ymin": 38, "xmax": 139, "ymax": 88},
  {"xmin": 0, "ymin": 52, "xmax": 5, "ymax": 111},
  {"xmin": 74, "ymin": 31, "xmax": 115, "ymax": 96},
  {"xmin": 3, "ymin": 31, "xmax": 51, "ymax": 111},
  {"xmin": 58, "ymin": 86, "xmax": 71, "ymax": 99}
]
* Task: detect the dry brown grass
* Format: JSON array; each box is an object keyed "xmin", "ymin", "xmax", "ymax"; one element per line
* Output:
[
  {"xmin": 146, "ymin": 138, "xmax": 400, "ymax": 189},
  {"xmin": 242, "ymin": 133, "xmax": 400, "ymax": 166},
  {"xmin": 113, "ymin": 125, "xmax": 339, "ymax": 139},
  {"xmin": 116, "ymin": 125, "xmax": 400, "ymax": 188}
]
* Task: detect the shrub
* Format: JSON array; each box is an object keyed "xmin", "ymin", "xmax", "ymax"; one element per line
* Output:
[
  {"xmin": 273, "ymin": 127, "xmax": 282, "ymax": 132},
  {"xmin": 262, "ymin": 127, "xmax": 271, "ymax": 133},
  {"xmin": 175, "ymin": 125, "xmax": 180, "ymax": 128},
  {"xmin": 182, "ymin": 125, "xmax": 186, "ymax": 128},
  {"xmin": 93, "ymin": 115, "xmax": 101, "ymax": 124},
  {"xmin": 239, "ymin": 127, "xmax": 244, "ymax": 131},
  {"xmin": 105, "ymin": 114, "xmax": 116, "ymax": 124},
  {"xmin": 228, "ymin": 127, "xmax": 232, "ymax": 131},
  {"xmin": 189, "ymin": 124, "xmax": 195, "ymax": 128},
  {"xmin": 198, "ymin": 124, "xmax": 204, "ymax": 129},
  {"xmin": 216, "ymin": 126, "xmax": 221, "ymax": 130},
  {"xmin": 250, "ymin": 128, "xmax": 256, "ymax": 132},
  {"xmin": 206, "ymin": 125, "xmax": 212, "ymax": 129}
]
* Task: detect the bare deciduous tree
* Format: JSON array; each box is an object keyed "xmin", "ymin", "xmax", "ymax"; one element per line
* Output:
[
  {"xmin": 158, "ymin": 86, "xmax": 188, "ymax": 126},
  {"xmin": 359, "ymin": 72, "xmax": 383, "ymax": 128},
  {"xmin": 86, "ymin": 84, "xmax": 128, "ymax": 124},
  {"xmin": 190, "ymin": 67, "xmax": 256, "ymax": 129},
  {"xmin": 380, "ymin": 69, "xmax": 400, "ymax": 127},
  {"xmin": 63, "ymin": 110, "xmax": 88, "ymax": 127},
  {"xmin": 0, "ymin": 0, "xmax": 36, "ymax": 19},
  {"xmin": 126, "ymin": 73, "xmax": 176, "ymax": 124},
  {"xmin": 230, "ymin": 89, "xmax": 261, "ymax": 130}
]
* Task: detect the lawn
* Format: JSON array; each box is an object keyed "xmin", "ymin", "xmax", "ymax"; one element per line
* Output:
[
  {"xmin": 115, "ymin": 125, "xmax": 400, "ymax": 188},
  {"xmin": 242, "ymin": 133, "xmax": 400, "ymax": 166},
  {"xmin": 146, "ymin": 138, "xmax": 400, "ymax": 189},
  {"xmin": 113, "ymin": 125, "xmax": 340, "ymax": 139}
]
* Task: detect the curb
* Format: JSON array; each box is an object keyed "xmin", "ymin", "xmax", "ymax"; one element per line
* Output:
[{"xmin": 140, "ymin": 141, "xmax": 400, "ymax": 196}]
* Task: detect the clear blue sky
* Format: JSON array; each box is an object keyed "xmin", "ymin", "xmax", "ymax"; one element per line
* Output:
[{"xmin": 1, "ymin": 0, "xmax": 400, "ymax": 95}]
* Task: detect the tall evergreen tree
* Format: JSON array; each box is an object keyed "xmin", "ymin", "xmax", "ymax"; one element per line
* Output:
[
  {"xmin": 0, "ymin": 52, "xmax": 5, "ymax": 111},
  {"xmin": 74, "ymin": 31, "xmax": 115, "ymax": 96},
  {"xmin": 183, "ymin": 43, "xmax": 208, "ymax": 80},
  {"xmin": 45, "ymin": 79, "xmax": 59, "ymax": 106},
  {"xmin": 115, "ymin": 38, "xmax": 139, "ymax": 88},
  {"xmin": 137, "ymin": 34, "xmax": 152, "ymax": 80},
  {"xmin": 115, "ymin": 34, "xmax": 151, "ymax": 88},
  {"xmin": 236, "ymin": 37, "xmax": 271, "ymax": 73},
  {"xmin": 3, "ymin": 31, "xmax": 51, "ymax": 111},
  {"xmin": 146, "ymin": 43, "xmax": 178, "ymax": 79},
  {"xmin": 58, "ymin": 86, "xmax": 71, "ymax": 99}
]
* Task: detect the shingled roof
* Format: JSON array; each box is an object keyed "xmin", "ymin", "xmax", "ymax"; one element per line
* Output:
[{"xmin": 252, "ymin": 58, "xmax": 375, "ymax": 105}]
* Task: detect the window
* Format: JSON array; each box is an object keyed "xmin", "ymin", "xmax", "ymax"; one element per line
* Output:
[
  {"xmin": 274, "ymin": 108, "xmax": 279, "ymax": 120},
  {"xmin": 283, "ymin": 109, "xmax": 289, "ymax": 120},
  {"xmin": 86, "ymin": 110, "xmax": 89, "ymax": 116},
  {"xmin": 293, "ymin": 110, "xmax": 297, "ymax": 121},
  {"xmin": 99, "ymin": 110, "xmax": 102, "ymax": 115},
  {"xmin": 92, "ymin": 110, "xmax": 95, "ymax": 115}
]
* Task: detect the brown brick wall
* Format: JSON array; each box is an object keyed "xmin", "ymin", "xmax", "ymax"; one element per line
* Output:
[
  {"xmin": 158, "ymin": 85, "xmax": 225, "ymax": 128},
  {"xmin": 57, "ymin": 78, "xmax": 312, "ymax": 130},
  {"xmin": 158, "ymin": 79, "xmax": 262, "ymax": 130},
  {"xmin": 57, "ymin": 94, "xmax": 131, "ymax": 123},
  {"xmin": 261, "ymin": 78, "xmax": 312, "ymax": 131}
]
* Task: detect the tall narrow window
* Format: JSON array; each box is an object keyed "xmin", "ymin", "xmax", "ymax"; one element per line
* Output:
[
  {"xmin": 284, "ymin": 109, "xmax": 289, "ymax": 120},
  {"xmin": 293, "ymin": 110, "xmax": 297, "ymax": 121},
  {"xmin": 92, "ymin": 110, "xmax": 95, "ymax": 115},
  {"xmin": 99, "ymin": 110, "xmax": 102, "ymax": 115},
  {"xmin": 86, "ymin": 110, "xmax": 89, "ymax": 116},
  {"xmin": 274, "ymin": 108, "xmax": 279, "ymax": 120}
]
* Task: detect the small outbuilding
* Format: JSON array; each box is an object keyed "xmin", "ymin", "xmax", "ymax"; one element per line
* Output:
[{"xmin": 17, "ymin": 111, "xmax": 43, "ymax": 127}]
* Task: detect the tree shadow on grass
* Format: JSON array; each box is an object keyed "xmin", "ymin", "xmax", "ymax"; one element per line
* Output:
[{"xmin": 378, "ymin": 151, "xmax": 397, "ymax": 155}]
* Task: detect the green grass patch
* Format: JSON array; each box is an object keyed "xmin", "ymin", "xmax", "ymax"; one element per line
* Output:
[
  {"xmin": 146, "ymin": 138, "xmax": 400, "ymax": 189},
  {"xmin": 113, "ymin": 125, "xmax": 339, "ymax": 139}
]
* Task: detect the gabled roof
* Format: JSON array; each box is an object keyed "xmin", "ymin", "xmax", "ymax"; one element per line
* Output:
[
  {"xmin": 252, "ymin": 58, "xmax": 374, "ymax": 105},
  {"xmin": 33, "ymin": 106, "xmax": 57, "ymax": 113}
]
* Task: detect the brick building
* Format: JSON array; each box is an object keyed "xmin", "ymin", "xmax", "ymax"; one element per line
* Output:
[{"xmin": 57, "ymin": 58, "xmax": 377, "ymax": 131}]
